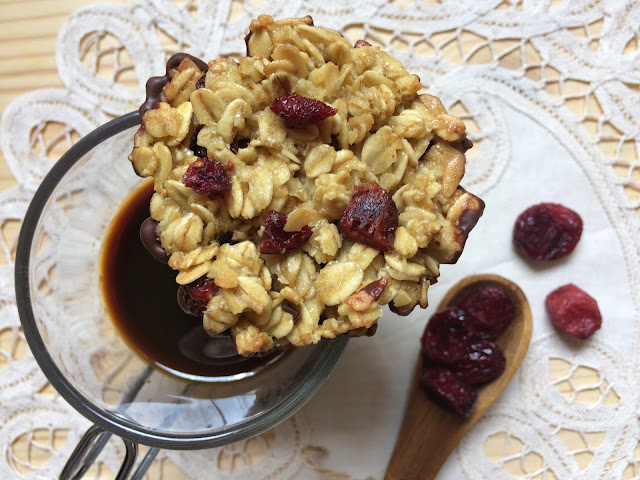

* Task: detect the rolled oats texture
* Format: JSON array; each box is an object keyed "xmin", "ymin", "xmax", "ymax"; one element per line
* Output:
[{"xmin": 129, "ymin": 15, "xmax": 484, "ymax": 354}]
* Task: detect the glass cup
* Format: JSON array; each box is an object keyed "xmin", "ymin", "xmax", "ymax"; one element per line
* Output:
[{"xmin": 15, "ymin": 112, "xmax": 347, "ymax": 479}]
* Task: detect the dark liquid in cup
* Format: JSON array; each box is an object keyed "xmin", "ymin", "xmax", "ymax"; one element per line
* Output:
[{"xmin": 100, "ymin": 180, "xmax": 283, "ymax": 380}]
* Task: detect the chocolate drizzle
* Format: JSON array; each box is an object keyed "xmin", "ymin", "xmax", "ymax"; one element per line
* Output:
[
  {"xmin": 140, "ymin": 217, "xmax": 170, "ymax": 263},
  {"xmin": 360, "ymin": 277, "xmax": 388, "ymax": 300},
  {"xmin": 281, "ymin": 300, "xmax": 301, "ymax": 324},
  {"xmin": 139, "ymin": 53, "xmax": 208, "ymax": 120}
]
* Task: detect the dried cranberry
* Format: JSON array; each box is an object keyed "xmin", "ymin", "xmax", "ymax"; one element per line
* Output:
[
  {"xmin": 270, "ymin": 94, "xmax": 337, "ymax": 128},
  {"xmin": 453, "ymin": 339, "xmax": 506, "ymax": 385},
  {"xmin": 545, "ymin": 284, "xmax": 602, "ymax": 339},
  {"xmin": 420, "ymin": 308, "xmax": 473, "ymax": 367},
  {"xmin": 260, "ymin": 210, "xmax": 312, "ymax": 254},
  {"xmin": 420, "ymin": 366, "xmax": 477, "ymax": 417},
  {"xmin": 457, "ymin": 285, "xmax": 515, "ymax": 339},
  {"xmin": 189, "ymin": 125, "xmax": 207, "ymax": 158},
  {"xmin": 513, "ymin": 203, "xmax": 583, "ymax": 261},
  {"xmin": 337, "ymin": 182, "xmax": 398, "ymax": 252},
  {"xmin": 177, "ymin": 276, "xmax": 220, "ymax": 316},
  {"xmin": 354, "ymin": 39, "xmax": 372, "ymax": 47},
  {"xmin": 182, "ymin": 157, "xmax": 231, "ymax": 198}
]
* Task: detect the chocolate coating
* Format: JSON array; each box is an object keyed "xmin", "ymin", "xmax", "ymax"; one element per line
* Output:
[
  {"xmin": 281, "ymin": 300, "xmax": 301, "ymax": 324},
  {"xmin": 389, "ymin": 301, "xmax": 417, "ymax": 316},
  {"xmin": 346, "ymin": 323, "xmax": 379, "ymax": 337},
  {"xmin": 244, "ymin": 31, "xmax": 253, "ymax": 56},
  {"xmin": 444, "ymin": 188, "xmax": 486, "ymax": 265},
  {"xmin": 452, "ymin": 137, "xmax": 474, "ymax": 154},
  {"xmin": 140, "ymin": 217, "xmax": 170, "ymax": 263},
  {"xmin": 139, "ymin": 53, "xmax": 208, "ymax": 120},
  {"xmin": 347, "ymin": 327, "xmax": 367, "ymax": 337},
  {"xmin": 366, "ymin": 323, "xmax": 378, "ymax": 336},
  {"xmin": 195, "ymin": 74, "xmax": 206, "ymax": 89},
  {"xmin": 189, "ymin": 124, "xmax": 207, "ymax": 158},
  {"xmin": 176, "ymin": 284, "xmax": 191, "ymax": 315},
  {"xmin": 457, "ymin": 195, "xmax": 485, "ymax": 239},
  {"xmin": 215, "ymin": 231, "xmax": 234, "ymax": 244},
  {"xmin": 360, "ymin": 277, "xmax": 388, "ymax": 301}
]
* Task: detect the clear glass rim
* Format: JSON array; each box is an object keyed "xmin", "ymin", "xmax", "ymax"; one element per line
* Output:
[{"xmin": 14, "ymin": 112, "xmax": 348, "ymax": 449}]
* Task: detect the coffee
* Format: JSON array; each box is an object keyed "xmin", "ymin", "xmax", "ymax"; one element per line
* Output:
[{"xmin": 99, "ymin": 180, "xmax": 282, "ymax": 380}]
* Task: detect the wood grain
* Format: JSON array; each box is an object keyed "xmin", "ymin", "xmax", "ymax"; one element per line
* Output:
[{"xmin": 0, "ymin": 0, "xmax": 129, "ymax": 192}]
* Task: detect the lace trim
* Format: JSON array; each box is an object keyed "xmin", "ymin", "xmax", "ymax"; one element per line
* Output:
[{"xmin": 1, "ymin": 1, "xmax": 638, "ymax": 478}]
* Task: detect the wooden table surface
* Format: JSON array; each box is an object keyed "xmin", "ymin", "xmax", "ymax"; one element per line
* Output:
[
  {"xmin": 0, "ymin": 1, "xmax": 624, "ymax": 479},
  {"xmin": 0, "ymin": 0, "xmax": 123, "ymax": 191}
]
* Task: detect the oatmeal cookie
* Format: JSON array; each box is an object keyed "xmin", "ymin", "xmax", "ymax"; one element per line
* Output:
[{"xmin": 129, "ymin": 15, "xmax": 484, "ymax": 355}]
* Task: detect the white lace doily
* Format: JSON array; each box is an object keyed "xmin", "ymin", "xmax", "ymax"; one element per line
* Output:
[{"xmin": 1, "ymin": 1, "xmax": 639, "ymax": 479}]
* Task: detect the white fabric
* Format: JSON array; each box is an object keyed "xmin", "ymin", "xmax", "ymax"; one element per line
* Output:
[{"xmin": 1, "ymin": 0, "xmax": 639, "ymax": 478}]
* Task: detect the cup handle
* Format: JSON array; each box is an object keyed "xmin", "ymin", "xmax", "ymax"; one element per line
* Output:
[{"xmin": 59, "ymin": 424, "xmax": 138, "ymax": 480}]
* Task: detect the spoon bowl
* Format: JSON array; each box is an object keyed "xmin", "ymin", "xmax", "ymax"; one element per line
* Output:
[{"xmin": 384, "ymin": 274, "xmax": 532, "ymax": 480}]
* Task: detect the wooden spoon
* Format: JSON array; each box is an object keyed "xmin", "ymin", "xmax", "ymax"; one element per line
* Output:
[{"xmin": 384, "ymin": 274, "xmax": 532, "ymax": 480}]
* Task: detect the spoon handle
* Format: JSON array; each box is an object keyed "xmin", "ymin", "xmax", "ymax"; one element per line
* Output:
[
  {"xmin": 384, "ymin": 274, "xmax": 533, "ymax": 480},
  {"xmin": 384, "ymin": 356, "xmax": 470, "ymax": 480}
]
